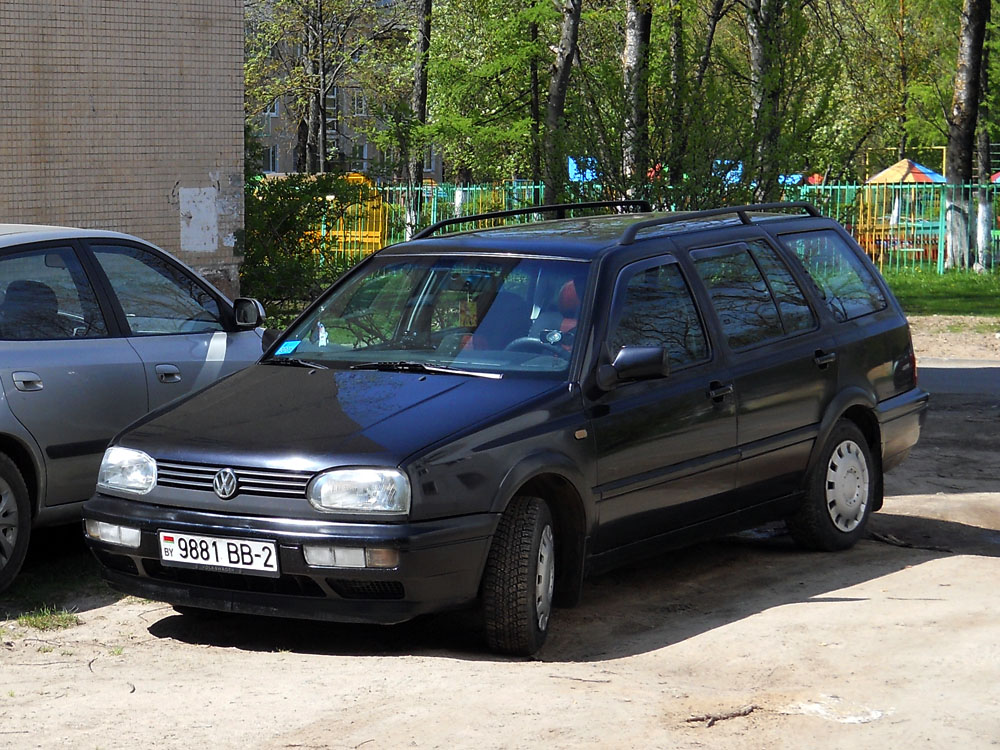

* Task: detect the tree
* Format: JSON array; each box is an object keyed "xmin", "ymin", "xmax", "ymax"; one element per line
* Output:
[
  {"xmin": 944, "ymin": 0, "xmax": 989, "ymax": 268},
  {"xmin": 245, "ymin": 0, "xmax": 406, "ymax": 173},
  {"xmin": 543, "ymin": 0, "xmax": 583, "ymax": 204},
  {"xmin": 238, "ymin": 171, "xmax": 373, "ymax": 312},
  {"xmin": 622, "ymin": 0, "xmax": 653, "ymax": 188}
]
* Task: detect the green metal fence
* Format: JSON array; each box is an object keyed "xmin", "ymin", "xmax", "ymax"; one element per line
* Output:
[
  {"xmin": 319, "ymin": 181, "xmax": 1000, "ymax": 273},
  {"xmin": 791, "ymin": 183, "xmax": 1000, "ymax": 273}
]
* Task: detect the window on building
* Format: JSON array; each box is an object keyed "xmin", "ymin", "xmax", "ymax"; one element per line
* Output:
[
  {"xmin": 423, "ymin": 147, "xmax": 435, "ymax": 173},
  {"xmin": 351, "ymin": 90, "xmax": 368, "ymax": 117},
  {"xmin": 264, "ymin": 145, "xmax": 278, "ymax": 173},
  {"xmin": 325, "ymin": 87, "xmax": 339, "ymax": 133},
  {"xmin": 264, "ymin": 99, "xmax": 278, "ymax": 117},
  {"xmin": 351, "ymin": 142, "xmax": 368, "ymax": 171}
]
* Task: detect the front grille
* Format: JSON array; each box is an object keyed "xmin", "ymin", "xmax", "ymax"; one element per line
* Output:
[
  {"xmin": 144, "ymin": 560, "xmax": 326, "ymax": 597},
  {"xmin": 156, "ymin": 460, "xmax": 313, "ymax": 498},
  {"xmin": 327, "ymin": 579, "xmax": 405, "ymax": 600}
]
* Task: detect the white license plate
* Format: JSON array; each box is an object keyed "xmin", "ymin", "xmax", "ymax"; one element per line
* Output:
[{"xmin": 159, "ymin": 531, "xmax": 279, "ymax": 577}]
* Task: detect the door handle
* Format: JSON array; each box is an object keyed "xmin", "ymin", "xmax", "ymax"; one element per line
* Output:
[
  {"xmin": 708, "ymin": 381, "xmax": 734, "ymax": 401},
  {"xmin": 12, "ymin": 371, "xmax": 43, "ymax": 392},
  {"xmin": 814, "ymin": 349, "xmax": 837, "ymax": 368},
  {"xmin": 155, "ymin": 364, "xmax": 182, "ymax": 384}
]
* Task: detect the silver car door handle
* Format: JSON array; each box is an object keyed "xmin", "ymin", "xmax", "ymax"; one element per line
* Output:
[
  {"xmin": 155, "ymin": 364, "xmax": 182, "ymax": 383},
  {"xmin": 12, "ymin": 371, "xmax": 43, "ymax": 392},
  {"xmin": 708, "ymin": 381, "xmax": 734, "ymax": 401}
]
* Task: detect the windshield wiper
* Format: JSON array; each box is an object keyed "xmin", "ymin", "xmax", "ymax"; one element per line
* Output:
[
  {"xmin": 261, "ymin": 356, "xmax": 329, "ymax": 370},
  {"xmin": 350, "ymin": 361, "xmax": 502, "ymax": 379}
]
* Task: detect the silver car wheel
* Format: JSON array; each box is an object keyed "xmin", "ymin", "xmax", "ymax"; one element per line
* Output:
[
  {"xmin": 825, "ymin": 439, "xmax": 869, "ymax": 533},
  {"xmin": 0, "ymin": 476, "xmax": 17, "ymax": 565},
  {"xmin": 535, "ymin": 524, "xmax": 555, "ymax": 632}
]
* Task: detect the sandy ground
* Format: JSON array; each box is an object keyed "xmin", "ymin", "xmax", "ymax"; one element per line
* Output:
[
  {"xmin": 1, "ymin": 318, "xmax": 998, "ymax": 749},
  {"xmin": 908, "ymin": 314, "xmax": 1000, "ymax": 360}
]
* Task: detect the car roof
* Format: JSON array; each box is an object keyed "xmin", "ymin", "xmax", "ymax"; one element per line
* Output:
[
  {"xmin": 0, "ymin": 224, "xmax": 147, "ymax": 250},
  {"xmin": 381, "ymin": 210, "xmax": 819, "ymax": 261}
]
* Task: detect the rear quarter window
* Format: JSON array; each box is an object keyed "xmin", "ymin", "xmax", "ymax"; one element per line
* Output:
[{"xmin": 777, "ymin": 230, "xmax": 886, "ymax": 322}]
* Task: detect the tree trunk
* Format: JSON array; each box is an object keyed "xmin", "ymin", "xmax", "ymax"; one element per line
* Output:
[
  {"xmin": 665, "ymin": 0, "xmax": 684, "ymax": 188},
  {"xmin": 975, "ymin": 24, "xmax": 992, "ymax": 271},
  {"xmin": 945, "ymin": 0, "xmax": 989, "ymax": 268},
  {"xmin": 543, "ymin": 0, "xmax": 582, "ymax": 205},
  {"xmin": 622, "ymin": 0, "xmax": 652, "ymax": 191},
  {"xmin": 530, "ymin": 21, "xmax": 542, "ymax": 205},
  {"xmin": 746, "ymin": 0, "xmax": 784, "ymax": 202},
  {"xmin": 694, "ymin": 0, "xmax": 727, "ymax": 89},
  {"xmin": 406, "ymin": 0, "xmax": 432, "ymax": 238},
  {"xmin": 316, "ymin": 0, "xmax": 327, "ymax": 173},
  {"xmin": 895, "ymin": 0, "xmax": 909, "ymax": 161}
]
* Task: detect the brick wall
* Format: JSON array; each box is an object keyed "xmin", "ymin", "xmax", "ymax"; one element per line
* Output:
[{"xmin": 0, "ymin": 0, "xmax": 244, "ymax": 296}]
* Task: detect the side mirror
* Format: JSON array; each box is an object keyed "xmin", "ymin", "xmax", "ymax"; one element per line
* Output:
[
  {"xmin": 261, "ymin": 327, "xmax": 281, "ymax": 351},
  {"xmin": 596, "ymin": 346, "xmax": 670, "ymax": 391},
  {"xmin": 233, "ymin": 297, "xmax": 266, "ymax": 329}
]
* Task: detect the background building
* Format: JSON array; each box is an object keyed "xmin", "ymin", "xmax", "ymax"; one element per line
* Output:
[
  {"xmin": 0, "ymin": 0, "xmax": 244, "ymax": 296},
  {"xmin": 257, "ymin": 91, "xmax": 442, "ymax": 184}
]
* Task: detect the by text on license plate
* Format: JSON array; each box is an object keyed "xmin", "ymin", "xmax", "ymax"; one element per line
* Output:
[{"xmin": 158, "ymin": 531, "xmax": 279, "ymax": 577}]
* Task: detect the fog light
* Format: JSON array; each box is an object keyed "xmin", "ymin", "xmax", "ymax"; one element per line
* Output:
[
  {"xmin": 85, "ymin": 520, "xmax": 141, "ymax": 549},
  {"xmin": 365, "ymin": 548, "xmax": 399, "ymax": 569},
  {"xmin": 303, "ymin": 544, "xmax": 366, "ymax": 568}
]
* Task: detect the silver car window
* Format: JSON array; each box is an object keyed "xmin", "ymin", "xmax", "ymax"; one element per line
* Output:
[
  {"xmin": 0, "ymin": 245, "xmax": 108, "ymax": 340},
  {"xmin": 91, "ymin": 244, "xmax": 224, "ymax": 335}
]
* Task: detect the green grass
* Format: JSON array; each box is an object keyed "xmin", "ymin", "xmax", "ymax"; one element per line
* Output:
[
  {"xmin": 16, "ymin": 606, "xmax": 81, "ymax": 631},
  {"xmin": 881, "ymin": 267, "xmax": 1000, "ymax": 316}
]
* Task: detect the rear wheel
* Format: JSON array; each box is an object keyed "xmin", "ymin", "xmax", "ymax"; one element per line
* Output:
[
  {"xmin": 0, "ymin": 453, "xmax": 31, "ymax": 593},
  {"xmin": 788, "ymin": 420, "xmax": 874, "ymax": 551},
  {"xmin": 481, "ymin": 496, "xmax": 555, "ymax": 656}
]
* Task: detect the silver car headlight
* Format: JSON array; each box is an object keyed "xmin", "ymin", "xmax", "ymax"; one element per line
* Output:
[
  {"xmin": 97, "ymin": 446, "xmax": 157, "ymax": 495},
  {"xmin": 307, "ymin": 468, "xmax": 410, "ymax": 514}
]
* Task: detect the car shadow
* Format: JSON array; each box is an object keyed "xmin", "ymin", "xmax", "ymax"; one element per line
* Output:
[
  {"xmin": 145, "ymin": 511, "xmax": 1000, "ymax": 662},
  {"xmin": 0, "ymin": 525, "xmax": 123, "ymax": 619}
]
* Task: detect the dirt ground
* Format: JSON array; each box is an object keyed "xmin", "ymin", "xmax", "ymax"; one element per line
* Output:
[{"xmin": 2, "ymin": 317, "xmax": 999, "ymax": 749}]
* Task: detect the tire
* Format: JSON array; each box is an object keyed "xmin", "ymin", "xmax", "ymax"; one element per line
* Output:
[
  {"xmin": 788, "ymin": 420, "xmax": 875, "ymax": 551},
  {"xmin": 0, "ymin": 453, "xmax": 31, "ymax": 593},
  {"xmin": 481, "ymin": 496, "xmax": 556, "ymax": 656}
]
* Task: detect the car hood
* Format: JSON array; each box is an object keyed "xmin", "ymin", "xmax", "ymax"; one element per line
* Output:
[{"xmin": 118, "ymin": 364, "xmax": 561, "ymax": 470}]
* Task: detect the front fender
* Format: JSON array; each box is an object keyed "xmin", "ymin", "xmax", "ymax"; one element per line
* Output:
[{"xmin": 491, "ymin": 450, "xmax": 595, "ymax": 527}]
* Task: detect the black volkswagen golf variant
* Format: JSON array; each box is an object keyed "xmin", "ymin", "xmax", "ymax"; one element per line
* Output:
[{"xmin": 84, "ymin": 202, "xmax": 928, "ymax": 655}]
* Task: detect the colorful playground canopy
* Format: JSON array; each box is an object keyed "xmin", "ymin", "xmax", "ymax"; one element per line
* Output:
[
  {"xmin": 866, "ymin": 159, "xmax": 946, "ymax": 184},
  {"xmin": 990, "ymin": 171, "xmax": 1000, "ymax": 183}
]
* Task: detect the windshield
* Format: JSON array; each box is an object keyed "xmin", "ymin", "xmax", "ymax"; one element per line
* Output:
[{"xmin": 268, "ymin": 254, "xmax": 589, "ymax": 378}]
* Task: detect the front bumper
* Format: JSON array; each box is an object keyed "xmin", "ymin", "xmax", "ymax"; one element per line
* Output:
[{"xmin": 83, "ymin": 493, "xmax": 498, "ymax": 625}]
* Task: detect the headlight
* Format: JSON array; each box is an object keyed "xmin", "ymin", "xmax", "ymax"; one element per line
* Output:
[
  {"xmin": 97, "ymin": 446, "xmax": 156, "ymax": 495},
  {"xmin": 308, "ymin": 468, "xmax": 410, "ymax": 514}
]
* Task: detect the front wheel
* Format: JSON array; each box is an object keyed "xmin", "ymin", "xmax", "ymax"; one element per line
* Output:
[
  {"xmin": 0, "ymin": 453, "xmax": 31, "ymax": 593},
  {"xmin": 481, "ymin": 496, "xmax": 556, "ymax": 656},
  {"xmin": 788, "ymin": 420, "xmax": 875, "ymax": 551}
]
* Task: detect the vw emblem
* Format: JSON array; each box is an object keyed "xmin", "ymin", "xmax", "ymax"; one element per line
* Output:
[{"xmin": 212, "ymin": 468, "xmax": 238, "ymax": 500}]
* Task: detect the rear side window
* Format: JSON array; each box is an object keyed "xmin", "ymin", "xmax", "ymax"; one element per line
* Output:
[
  {"xmin": 693, "ymin": 246, "xmax": 784, "ymax": 349},
  {"xmin": 609, "ymin": 260, "xmax": 708, "ymax": 369},
  {"xmin": 747, "ymin": 240, "xmax": 817, "ymax": 334},
  {"xmin": 778, "ymin": 230, "xmax": 887, "ymax": 321},
  {"xmin": 0, "ymin": 246, "xmax": 108, "ymax": 340}
]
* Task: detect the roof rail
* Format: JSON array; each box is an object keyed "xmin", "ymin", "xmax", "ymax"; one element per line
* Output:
[
  {"xmin": 617, "ymin": 201, "xmax": 821, "ymax": 245},
  {"xmin": 411, "ymin": 200, "xmax": 653, "ymax": 240}
]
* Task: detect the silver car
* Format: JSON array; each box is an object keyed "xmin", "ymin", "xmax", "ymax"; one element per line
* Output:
[{"xmin": 0, "ymin": 225, "xmax": 266, "ymax": 591}]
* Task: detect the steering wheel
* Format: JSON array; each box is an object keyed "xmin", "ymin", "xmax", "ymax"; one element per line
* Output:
[{"xmin": 503, "ymin": 336, "xmax": 571, "ymax": 359}]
